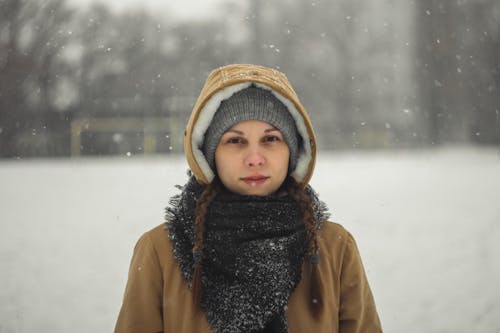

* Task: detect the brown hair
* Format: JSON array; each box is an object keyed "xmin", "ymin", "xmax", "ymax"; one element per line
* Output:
[
  {"xmin": 285, "ymin": 177, "xmax": 323, "ymax": 319},
  {"xmin": 191, "ymin": 178, "xmax": 221, "ymax": 307},
  {"xmin": 191, "ymin": 176, "xmax": 323, "ymax": 317}
]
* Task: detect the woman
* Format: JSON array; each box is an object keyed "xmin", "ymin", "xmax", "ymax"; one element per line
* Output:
[{"xmin": 115, "ymin": 64, "xmax": 382, "ymax": 332}]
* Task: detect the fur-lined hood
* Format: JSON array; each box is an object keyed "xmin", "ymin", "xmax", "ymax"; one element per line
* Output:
[{"xmin": 184, "ymin": 64, "xmax": 317, "ymax": 187}]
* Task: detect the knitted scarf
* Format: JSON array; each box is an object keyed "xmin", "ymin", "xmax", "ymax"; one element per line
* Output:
[{"xmin": 165, "ymin": 176, "xmax": 329, "ymax": 333}]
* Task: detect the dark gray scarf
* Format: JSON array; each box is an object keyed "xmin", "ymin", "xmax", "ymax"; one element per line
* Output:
[{"xmin": 165, "ymin": 176, "xmax": 329, "ymax": 333}]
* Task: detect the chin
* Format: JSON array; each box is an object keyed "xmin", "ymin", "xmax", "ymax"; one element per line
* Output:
[
  {"xmin": 240, "ymin": 187, "xmax": 276, "ymax": 196},
  {"xmin": 245, "ymin": 191, "xmax": 270, "ymax": 196}
]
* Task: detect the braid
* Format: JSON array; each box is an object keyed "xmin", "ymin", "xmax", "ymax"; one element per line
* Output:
[
  {"xmin": 286, "ymin": 177, "xmax": 323, "ymax": 319},
  {"xmin": 192, "ymin": 178, "xmax": 221, "ymax": 308}
]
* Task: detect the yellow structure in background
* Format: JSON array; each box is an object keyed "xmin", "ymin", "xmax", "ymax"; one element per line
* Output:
[{"xmin": 70, "ymin": 117, "xmax": 182, "ymax": 156}]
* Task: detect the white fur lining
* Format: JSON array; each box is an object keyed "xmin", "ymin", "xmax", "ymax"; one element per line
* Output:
[{"xmin": 191, "ymin": 82, "xmax": 312, "ymax": 183}]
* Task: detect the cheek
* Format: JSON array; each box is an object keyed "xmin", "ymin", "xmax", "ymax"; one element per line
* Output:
[
  {"xmin": 276, "ymin": 147, "xmax": 290, "ymax": 170},
  {"xmin": 215, "ymin": 149, "xmax": 232, "ymax": 174}
]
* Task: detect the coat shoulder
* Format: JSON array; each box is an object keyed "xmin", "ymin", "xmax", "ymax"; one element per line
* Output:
[
  {"xmin": 135, "ymin": 223, "xmax": 174, "ymax": 261},
  {"xmin": 318, "ymin": 220, "xmax": 354, "ymax": 243},
  {"xmin": 317, "ymin": 221, "xmax": 360, "ymax": 264},
  {"xmin": 144, "ymin": 223, "xmax": 171, "ymax": 240}
]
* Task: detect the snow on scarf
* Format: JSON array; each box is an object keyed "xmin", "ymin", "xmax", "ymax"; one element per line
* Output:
[{"xmin": 165, "ymin": 176, "xmax": 329, "ymax": 333}]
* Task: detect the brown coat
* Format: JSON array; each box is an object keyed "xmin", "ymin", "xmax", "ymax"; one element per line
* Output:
[{"xmin": 115, "ymin": 222, "xmax": 382, "ymax": 333}]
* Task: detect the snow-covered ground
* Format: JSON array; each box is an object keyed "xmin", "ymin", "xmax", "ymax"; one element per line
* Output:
[{"xmin": 1, "ymin": 146, "xmax": 499, "ymax": 332}]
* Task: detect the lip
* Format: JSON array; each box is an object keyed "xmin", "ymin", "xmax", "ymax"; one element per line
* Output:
[{"xmin": 241, "ymin": 175, "xmax": 269, "ymax": 185}]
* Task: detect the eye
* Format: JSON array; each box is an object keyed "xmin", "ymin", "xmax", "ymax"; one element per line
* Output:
[
  {"xmin": 262, "ymin": 135, "xmax": 281, "ymax": 143},
  {"xmin": 225, "ymin": 137, "xmax": 245, "ymax": 145}
]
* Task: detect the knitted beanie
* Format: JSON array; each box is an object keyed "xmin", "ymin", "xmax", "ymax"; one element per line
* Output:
[{"xmin": 202, "ymin": 86, "xmax": 300, "ymax": 173}]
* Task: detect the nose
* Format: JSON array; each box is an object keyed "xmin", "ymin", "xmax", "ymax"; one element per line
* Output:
[{"xmin": 244, "ymin": 147, "xmax": 265, "ymax": 168}]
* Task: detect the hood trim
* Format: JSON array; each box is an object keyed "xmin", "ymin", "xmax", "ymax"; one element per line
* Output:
[
  {"xmin": 184, "ymin": 64, "xmax": 317, "ymax": 187},
  {"xmin": 191, "ymin": 82, "xmax": 312, "ymax": 184}
]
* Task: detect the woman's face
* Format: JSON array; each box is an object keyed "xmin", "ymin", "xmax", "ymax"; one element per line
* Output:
[{"xmin": 215, "ymin": 120, "xmax": 290, "ymax": 196}]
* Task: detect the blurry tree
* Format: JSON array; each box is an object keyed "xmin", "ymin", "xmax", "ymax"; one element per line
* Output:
[
  {"xmin": 465, "ymin": 1, "xmax": 500, "ymax": 144},
  {"xmin": 414, "ymin": 0, "xmax": 500, "ymax": 145},
  {"xmin": 69, "ymin": 4, "xmax": 236, "ymax": 154},
  {"xmin": 74, "ymin": 3, "xmax": 117, "ymax": 117},
  {"xmin": 74, "ymin": 5, "xmax": 171, "ymax": 117},
  {"xmin": 0, "ymin": 0, "xmax": 75, "ymax": 156},
  {"xmin": 416, "ymin": 0, "xmax": 468, "ymax": 145}
]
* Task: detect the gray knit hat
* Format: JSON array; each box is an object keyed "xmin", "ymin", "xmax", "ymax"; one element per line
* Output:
[{"xmin": 202, "ymin": 86, "xmax": 300, "ymax": 173}]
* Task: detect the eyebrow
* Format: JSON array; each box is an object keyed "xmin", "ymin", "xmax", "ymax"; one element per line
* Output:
[{"xmin": 224, "ymin": 127, "xmax": 279, "ymax": 135}]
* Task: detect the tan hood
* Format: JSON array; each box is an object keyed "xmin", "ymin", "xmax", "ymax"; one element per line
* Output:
[{"xmin": 184, "ymin": 64, "xmax": 317, "ymax": 187}]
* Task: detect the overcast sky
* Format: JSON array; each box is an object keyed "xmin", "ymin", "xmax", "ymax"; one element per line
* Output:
[{"xmin": 66, "ymin": 0, "xmax": 237, "ymax": 21}]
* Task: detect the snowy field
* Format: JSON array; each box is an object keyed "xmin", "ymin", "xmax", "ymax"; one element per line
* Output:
[{"xmin": 1, "ymin": 146, "xmax": 499, "ymax": 333}]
